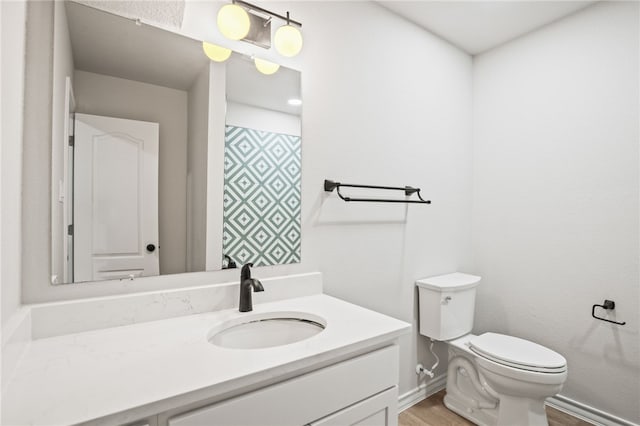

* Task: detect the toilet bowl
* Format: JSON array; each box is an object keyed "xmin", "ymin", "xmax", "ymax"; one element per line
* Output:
[{"xmin": 416, "ymin": 273, "xmax": 567, "ymax": 426}]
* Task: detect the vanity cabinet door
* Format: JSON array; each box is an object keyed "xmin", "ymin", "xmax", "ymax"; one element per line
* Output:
[
  {"xmin": 163, "ymin": 345, "xmax": 398, "ymax": 426},
  {"xmin": 309, "ymin": 387, "xmax": 398, "ymax": 426}
]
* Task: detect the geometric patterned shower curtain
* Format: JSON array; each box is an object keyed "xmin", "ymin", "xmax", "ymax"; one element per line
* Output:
[{"xmin": 222, "ymin": 125, "xmax": 301, "ymax": 267}]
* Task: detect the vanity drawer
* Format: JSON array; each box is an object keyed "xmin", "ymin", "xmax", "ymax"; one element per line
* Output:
[
  {"xmin": 309, "ymin": 387, "xmax": 398, "ymax": 426},
  {"xmin": 165, "ymin": 345, "xmax": 399, "ymax": 426}
]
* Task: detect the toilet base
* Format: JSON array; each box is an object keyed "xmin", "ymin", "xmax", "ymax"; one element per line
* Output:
[
  {"xmin": 443, "ymin": 349, "xmax": 499, "ymax": 426},
  {"xmin": 495, "ymin": 395, "xmax": 548, "ymax": 426},
  {"xmin": 443, "ymin": 391, "xmax": 498, "ymax": 426}
]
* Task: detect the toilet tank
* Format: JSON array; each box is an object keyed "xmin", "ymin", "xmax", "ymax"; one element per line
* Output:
[{"xmin": 416, "ymin": 273, "xmax": 481, "ymax": 341}]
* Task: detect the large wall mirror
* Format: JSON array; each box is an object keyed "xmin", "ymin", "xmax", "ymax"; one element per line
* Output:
[{"xmin": 50, "ymin": 1, "xmax": 302, "ymax": 285}]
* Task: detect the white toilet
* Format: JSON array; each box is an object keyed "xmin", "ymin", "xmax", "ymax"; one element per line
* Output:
[{"xmin": 416, "ymin": 273, "xmax": 567, "ymax": 426}]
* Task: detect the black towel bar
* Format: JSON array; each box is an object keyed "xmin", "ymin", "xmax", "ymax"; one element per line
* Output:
[{"xmin": 324, "ymin": 179, "xmax": 431, "ymax": 204}]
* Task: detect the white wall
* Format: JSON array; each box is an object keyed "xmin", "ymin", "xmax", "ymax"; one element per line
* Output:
[
  {"xmin": 0, "ymin": 1, "xmax": 2, "ymax": 409},
  {"xmin": 187, "ymin": 63, "xmax": 210, "ymax": 272},
  {"xmin": 472, "ymin": 2, "xmax": 639, "ymax": 423},
  {"xmin": 1, "ymin": 0, "xmax": 27, "ymax": 326},
  {"xmin": 50, "ymin": 1, "xmax": 74, "ymax": 284},
  {"xmin": 0, "ymin": 0, "xmax": 3, "ymax": 334},
  {"xmin": 297, "ymin": 2, "xmax": 473, "ymax": 396},
  {"xmin": 73, "ymin": 70, "xmax": 189, "ymax": 276},
  {"xmin": 1, "ymin": 0, "xmax": 3, "ymax": 337}
]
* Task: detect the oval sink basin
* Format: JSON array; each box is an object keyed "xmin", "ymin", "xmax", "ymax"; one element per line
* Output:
[{"xmin": 208, "ymin": 312, "xmax": 326, "ymax": 350}]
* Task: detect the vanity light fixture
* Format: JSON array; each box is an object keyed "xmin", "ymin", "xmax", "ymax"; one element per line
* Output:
[
  {"xmin": 254, "ymin": 57, "xmax": 280, "ymax": 75},
  {"xmin": 217, "ymin": 0, "xmax": 303, "ymax": 57},
  {"xmin": 274, "ymin": 12, "xmax": 303, "ymax": 57},
  {"xmin": 202, "ymin": 42, "xmax": 232, "ymax": 62},
  {"xmin": 217, "ymin": 3, "xmax": 251, "ymax": 40}
]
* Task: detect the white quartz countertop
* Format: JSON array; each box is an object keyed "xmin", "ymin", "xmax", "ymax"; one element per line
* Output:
[{"xmin": 3, "ymin": 294, "xmax": 410, "ymax": 426}]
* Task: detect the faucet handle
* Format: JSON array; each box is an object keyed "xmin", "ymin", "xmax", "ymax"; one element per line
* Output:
[{"xmin": 240, "ymin": 263, "xmax": 254, "ymax": 280}]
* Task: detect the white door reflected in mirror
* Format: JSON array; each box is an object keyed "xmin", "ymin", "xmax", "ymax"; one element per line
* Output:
[{"xmin": 73, "ymin": 113, "xmax": 159, "ymax": 282}]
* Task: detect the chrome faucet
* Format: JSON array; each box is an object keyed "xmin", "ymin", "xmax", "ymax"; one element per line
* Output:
[{"xmin": 239, "ymin": 263, "xmax": 264, "ymax": 312}]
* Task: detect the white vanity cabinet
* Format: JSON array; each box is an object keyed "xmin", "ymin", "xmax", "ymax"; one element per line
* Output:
[
  {"xmin": 3, "ymin": 293, "xmax": 410, "ymax": 425},
  {"xmin": 157, "ymin": 345, "xmax": 399, "ymax": 426}
]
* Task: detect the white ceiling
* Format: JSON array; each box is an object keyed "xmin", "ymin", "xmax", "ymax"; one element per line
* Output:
[
  {"xmin": 378, "ymin": 1, "xmax": 597, "ymax": 55},
  {"xmin": 66, "ymin": 1, "xmax": 207, "ymax": 91}
]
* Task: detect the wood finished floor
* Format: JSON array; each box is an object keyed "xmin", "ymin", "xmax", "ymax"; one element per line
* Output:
[{"xmin": 398, "ymin": 390, "xmax": 593, "ymax": 426}]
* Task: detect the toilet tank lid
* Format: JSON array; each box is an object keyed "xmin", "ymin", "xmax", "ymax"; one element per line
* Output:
[{"xmin": 416, "ymin": 273, "xmax": 481, "ymax": 291}]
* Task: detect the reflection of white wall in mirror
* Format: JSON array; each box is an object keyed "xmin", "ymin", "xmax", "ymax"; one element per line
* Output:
[
  {"xmin": 51, "ymin": 0, "xmax": 74, "ymax": 283},
  {"xmin": 226, "ymin": 102, "xmax": 301, "ymax": 137},
  {"xmin": 187, "ymin": 63, "xmax": 211, "ymax": 272},
  {"xmin": 205, "ymin": 61, "xmax": 226, "ymax": 272},
  {"xmin": 73, "ymin": 70, "xmax": 189, "ymax": 277}
]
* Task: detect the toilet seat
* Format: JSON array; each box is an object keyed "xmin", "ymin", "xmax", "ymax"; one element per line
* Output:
[{"xmin": 469, "ymin": 333, "xmax": 567, "ymax": 373}]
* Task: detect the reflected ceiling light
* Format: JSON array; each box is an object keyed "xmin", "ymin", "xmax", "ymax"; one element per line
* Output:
[
  {"xmin": 287, "ymin": 98, "xmax": 302, "ymax": 106},
  {"xmin": 217, "ymin": 3, "xmax": 251, "ymax": 40},
  {"xmin": 202, "ymin": 42, "xmax": 232, "ymax": 62},
  {"xmin": 275, "ymin": 13, "xmax": 303, "ymax": 57},
  {"xmin": 254, "ymin": 57, "xmax": 280, "ymax": 75}
]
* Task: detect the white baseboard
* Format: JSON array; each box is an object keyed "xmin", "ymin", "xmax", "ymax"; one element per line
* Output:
[
  {"xmin": 547, "ymin": 394, "xmax": 639, "ymax": 426},
  {"xmin": 398, "ymin": 374, "xmax": 638, "ymax": 426},
  {"xmin": 397, "ymin": 374, "xmax": 447, "ymax": 413}
]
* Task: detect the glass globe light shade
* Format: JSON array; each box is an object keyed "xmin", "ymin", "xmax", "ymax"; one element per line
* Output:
[
  {"xmin": 202, "ymin": 42, "xmax": 232, "ymax": 62},
  {"xmin": 217, "ymin": 4, "xmax": 250, "ymax": 40},
  {"xmin": 254, "ymin": 58, "xmax": 280, "ymax": 75},
  {"xmin": 274, "ymin": 24, "xmax": 303, "ymax": 57}
]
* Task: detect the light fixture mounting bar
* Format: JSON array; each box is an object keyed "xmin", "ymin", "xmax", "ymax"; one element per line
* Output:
[{"xmin": 233, "ymin": 0, "xmax": 302, "ymax": 27}]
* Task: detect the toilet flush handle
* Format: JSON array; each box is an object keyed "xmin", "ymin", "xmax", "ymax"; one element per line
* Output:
[{"xmin": 442, "ymin": 296, "xmax": 452, "ymax": 305}]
